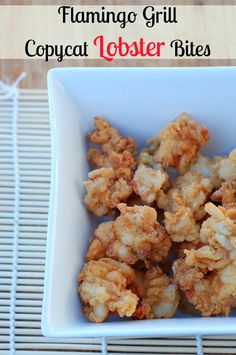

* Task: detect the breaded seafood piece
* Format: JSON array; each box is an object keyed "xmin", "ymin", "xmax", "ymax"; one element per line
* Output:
[
  {"xmin": 161, "ymin": 172, "xmax": 213, "ymax": 220},
  {"xmin": 87, "ymin": 117, "xmax": 136, "ymax": 180},
  {"xmin": 86, "ymin": 203, "xmax": 171, "ymax": 265},
  {"xmin": 147, "ymin": 113, "xmax": 209, "ymax": 173},
  {"xmin": 211, "ymin": 179, "xmax": 236, "ymax": 208},
  {"xmin": 88, "ymin": 117, "xmax": 135, "ymax": 154},
  {"xmin": 173, "ymin": 259, "xmax": 236, "ymax": 316},
  {"xmin": 190, "ymin": 153, "xmax": 222, "ymax": 189},
  {"xmin": 132, "ymin": 164, "xmax": 168, "ymax": 204},
  {"xmin": 185, "ymin": 245, "xmax": 230, "ymax": 271},
  {"xmin": 78, "ymin": 258, "xmax": 138, "ymax": 323},
  {"xmin": 137, "ymin": 150, "xmax": 164, "ymax": 170},
  {"xmin": 200, "ymin": 203, "xmax": 236, "ymax": 259},
  {"xmin": 218, "ymin": 149, "xmax": 236, "ymax": 183},
  {"xmin": 86, "ymin": 221, "xmax": 115, "ymax": 261},
  {"xmin": 133, "ymin": 266, "xmax": 179, "ymax": 319},
  {"xmin": 190, "ymin": 149, "xmax": 236, "ymax": 188},
  {"xmin": 87, "ymin": 149, "xmax": 135, "ymax": 181},
  {"xmin": 173, "ymin": 258, "xmax": 206, "ymax": 291},
  {"xmin": 172, "ymin": 171, "xmax": 213, "ymax": 218},
  {"xmin": 84, "ymin": 167, "xmax": 133, "ymax": 217},
  {"xmin": 164, "ymin": 202, "xmax": 200, "ymax": 243}
]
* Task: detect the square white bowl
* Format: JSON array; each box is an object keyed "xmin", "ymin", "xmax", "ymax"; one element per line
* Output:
[{"xmin": 42, "ymin": 67, "xmax": 236, "ymax": 338}]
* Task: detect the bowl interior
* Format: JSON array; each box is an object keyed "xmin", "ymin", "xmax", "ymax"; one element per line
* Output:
[{"xmin": 43, "ymin": 67, "xmax": 236, "ymax": 337}]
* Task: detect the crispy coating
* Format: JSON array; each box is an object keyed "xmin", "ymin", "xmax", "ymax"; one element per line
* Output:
[
  {"xmin": 84, "ymin": 168, "xmax": 132, "ymax": 217},
  {"xmin": 172, "ymin": 172, "xmax": 213, "ymax": 218},
  {"xmin": 161, "ymin": 171, "xmax": 213, "ymax": 221},
  {"xmin": 87, "ymin": 149, "xmax": 135, "ymax": 181},
  {"xmin": 218, "ymin": 149, "xmax": 236, "ymax": 182},
  {"xmin": 190, "ymin": 149, "xmax": 236, "ymax": 188},
  {"xmin": 87, "ymin": 117, "xmax": 136, "ymax": 180},
  {"xmin": 200, "ymin": 203, "xmax": 236, "ymax": 258},
  {"xmin": 173, "ymin": 258, "xmax": 206, "ymax": 291},
  {"xmin": 185, "ymin": 245, "xmax": 230, "ymax": 271},
  {"xmin": 211, "ymin": 179, "xmax": 236, "ymax": 208},
  {"xmin": 190, "ymin": 153, "xmax": 222, "ymax": 189},
  {"xmin": 137, "ymin": 150, "xmax": 164, "ymax": 170},
  {"xmin": 148, "ymin": 114, "xmax": 209, "ymax": 173},
  {"xmin": 132, "ymin": 164, "xmax": 168, "ymax": 204},
  {"xmin": 164, "ymin": 203, "xmax": 200, "ymax": 243},
  {"xmin": 78, "ymin": 258, "xmax": 138, "ymax": 322},
  {"xmin": 86, "ymin": 203, "xmax": 171, "ymax": 265},
  {"xmin": 88, "ymin": 117, "xmax": 135, "ymax": 154},
  {"xmin": 173, "ymin": 259, "xmax": 236, "ymax": 316},
  {"xmin": 133, "ymin": 266, "xmax": 179, "ymax": 319},
  {"xmin": 86, "ymin": 221, "xmax": 115, "ymax": 261}
]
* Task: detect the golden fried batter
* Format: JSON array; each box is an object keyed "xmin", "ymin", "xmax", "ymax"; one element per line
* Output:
[
  {"xmin": 132, "ymin": 266, "xmax": 179, "ymax": 319},
  {"xmin": 185, "ymin": 245, "xmax": 230, "ymax": 271},
  {"xmin": 148, "ymin": 114, "xmax": 209, "ymax": 173},
  {"xmin": 132, "ymin": 164, "xmax": 168, "ymax": 204},
  {"xmin": 190, "ymin": 153, "xmax": 222, "ymax": 189},
  {"xmin": 164, "ymin": 203, "xmax": 200, "ymax": 243},
  {"xmin": 84, "ymin": 167, "xmax": 132, "ymax": 217},
  {"xmin": 211, "ymin": 179, "xmax": 236, "ymax": 208},
  {"xmin": 158, "ymin": 172, "xmax": 213, "ymax": 223},
  {"xmin": 171, "ymin": 172, "xmax": 213, "ymax": 219},
  {"xmin": 200, "ymin": 203, "xmax": 236, "ymax": 258},
  {"xmin": 78, "ymin": 258, "xmax": 138, "ymax": 322},
  {"xmin": 173, "ymin": 259, "xmax": 236, "ymax": 316},
  {"xmin": 87, "ymin": 117, "xmax": 136, "ymax": 180},
  {"xmin": 218, "ymin": 149, "xmax": 236, "ymax": 183},
  {"xmin": 86, "ymin": 203, "xmax": 171, "ymax": 265}
]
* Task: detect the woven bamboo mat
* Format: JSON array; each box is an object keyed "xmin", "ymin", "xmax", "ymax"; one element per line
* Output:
[{"xmin": 1, "ymin": 85, "xmax": 236, "ymax": 355}]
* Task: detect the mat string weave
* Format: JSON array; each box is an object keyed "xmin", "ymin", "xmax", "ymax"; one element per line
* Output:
[
  {"xmin": 0, "ymin": 73, "xmax": 26, "ymax": 101},
  {"xmin": 1, "ymin": 73, "xmax": 26, "ymax": 355},
  {"xmin": 196, "ymin": 335, "xmax": 203, "ymax": 355},
  {"xmin": 101, "ymin": 336, "xmax": 107, "ymax": 355}
]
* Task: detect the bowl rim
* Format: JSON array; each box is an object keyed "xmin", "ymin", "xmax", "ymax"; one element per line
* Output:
[{"xmin": 42, "ymin": 66, "xmax": 236, "ymax": 338}]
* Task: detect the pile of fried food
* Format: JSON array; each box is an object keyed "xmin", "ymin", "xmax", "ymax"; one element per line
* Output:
[{"xmin": 78, "ymin": 114, "xmax": 236, "ymax": 323}]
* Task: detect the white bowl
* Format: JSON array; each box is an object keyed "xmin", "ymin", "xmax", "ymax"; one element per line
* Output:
[{"xmin": 42, "ymin": 67, "xmax": 236, "ymax": 337}]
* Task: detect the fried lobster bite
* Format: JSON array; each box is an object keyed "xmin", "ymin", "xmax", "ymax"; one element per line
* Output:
[
  {"xmin": 86, "ymin": 203, "xmax": 171, "ymax": 266},
  {"xmin": 211, "ymin": 179, "xmax": 236, "ymax": 209},
  {"xmin": 131, "ymin": 150, "xmax": 169, "ymax": 205},
  {"xmin": 132, "ymin": 266, "xmax": 179, "ymax": 319},
  {"xmin": 163, "ymin": 171, "xmax": 213, "ymax": 219},
  {"xmin": 164, "ymin": 196, "xmax": 200, "ymax": 243},
  {"xmin": 163, "ymin": 171, "xmax": 214, "ymax": 244},
  {"xmin": 87, "ymin": 116, "xmax": 136, "ymax": 180},
  {"xmin": 185, "ymin": 245, "xmax": 230, "ymax": 271},
  {"xmin": 132, "ymin": 163, "xmax": 168, "ymax": 204},
  {"xmin": 182, "ymin": 202, "xmax": 236, "ymax": 273},
  {"xmin": 147, "ymin": 113, "xmax": 209, "ymax": 174},
  {"xmin": 173, "ymin": 258, "xmax": 236, "ymax": 316},
  {"xmin": 200, "ymin": 202, "xmax": 236, "ymax": 261},
  {"xmin": 189, "ymin": 153, "xmax": 223, "ymax": 189},
  {"xmin": 84, "ymin": 167, "xmax": 132, "ymax": 217},
  {"xmin": 217, "ymin": 149, "xmax": 236, "ymax": 183},
  {"xmin": 78, "ymin": 258, "xmax": 138, "ymax": 323},
  {"xmin": 84, "ymin": 117, "xmax": 137, "ymax": 216}
]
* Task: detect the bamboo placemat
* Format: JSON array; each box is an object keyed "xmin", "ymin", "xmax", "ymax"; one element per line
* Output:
[{"xmin": 1, "ymin": 85, "xmax": 236, "ymax": 354}]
